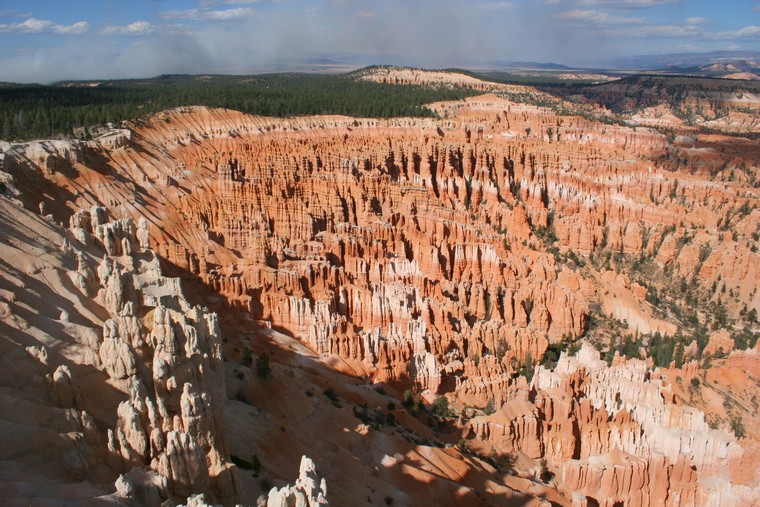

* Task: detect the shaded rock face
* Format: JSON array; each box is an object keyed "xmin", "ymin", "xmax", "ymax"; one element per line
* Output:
[
  {"xmin": 75, "ymin": 212, "xmax": 239, "ymax": 505},
  {"xmin": 53, "ymin": 206, "xmax": 237, "ymax": 505},
  {"xmin": 2, "ymin": 139, "xmax": 84, "ymax": 176},
  {"xmin": 0, "ymin": 185, "xmax": 240, "ymax": 505}
]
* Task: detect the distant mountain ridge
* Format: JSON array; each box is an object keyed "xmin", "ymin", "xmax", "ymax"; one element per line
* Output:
[
  {"xmin": 608, "ymin": 50, "xmax": 760, "ymax": 70},
  {"xmin": 483, "ymin": 60, "xmax": 575, "ymax": 71}
]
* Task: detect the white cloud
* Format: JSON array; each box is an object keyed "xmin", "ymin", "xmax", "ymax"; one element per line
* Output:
[
  {"xmin": 0, "ymin": 17, "xmax": 88, "ymax": 35},
  {"xmin": 557, "ymin": 9, "xmax": 644, "ymax": 24},
  {"xmin": 207, "ymin": 7, "xmax": 256, "ymax": 20},
  {"xmin": 160, "ymin": 7, "xmax": 255, "ymax": 21},
  {"xmin": 102, "ymin": 21, "xmax": 154, "ymax": 36},
  {"xmin": 622, "ymin": 23, "xmax": 701, "ymax": 38},
  {"xmin": 356, "ymin": 10, "xmax": 377, "ymax": 18},
  {"xmin": 712, "ymin": 25, "xmax": 760, "ymax": 40},
  {"xmin": 53, "ymin": 21, "xmax": 89, "ymax": 35},
  {"xmin": 577, "ymin": 0, "xmax": 679, "ymax": 8},
  {"xmin": 0, "ymin": 10, "xmax": 32, "ymax": 18},
  {"xmin": 685, "ymin": 17, "xmax": 708, "ymax": 26},
  {"xmin": 17, "ymin": 18, "xmax": 54, "ymax": 32}
]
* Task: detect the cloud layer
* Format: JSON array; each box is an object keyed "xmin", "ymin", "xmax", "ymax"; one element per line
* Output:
[
  {"xmin": 0, "ymin": 0, "xmax": 758, "ymax": 82},
  {"xmin": 0, "ymin": 17, "xmax": 88, "ymax": 35}
]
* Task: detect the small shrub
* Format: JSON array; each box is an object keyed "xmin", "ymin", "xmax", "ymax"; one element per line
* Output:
[
  {"xmin": 520, "ymin": 352, "xmax": 534, "ymax": 381},
  {"xmin": 674, "ymin": 342, "xmax": 685, "ymax": 368},
  {"xmin": 431, "ymin": 395, "xmax": 452, "ymax": 419},
  {"xmin": 241, "ymin": 348, "xmax": 253, "ymax": 368},
  {"xmin": 412, "ymin": 395, "xmax": 424, "ymax": 413},
  {"xmin": 387, "ymin": 401, "xmax": 396, "ymax": 411},
  {"xmin": 323, "ymin": 387, "xmax": 339, "ymax": 403},
  {"xmin": 402, "ymin": 389, "xmax": 414, "ymax": 408},
  {"xmin": 0, "ymin": 182, "xmax": 6, "ymax": 194},
  {"xmin": 731, "ymin": 416, "xmax": 746, "ymax": 439},
  {"xmin": 496, "ymin": 338, "xmax": 508, "ymax": 360},
  {"xmin": 256, "ymin": 352, "xmax": 271, "ymax": 379},
  {"xmin": 539, "ymin": 458, "xmax": 554, "ymax": 483}
]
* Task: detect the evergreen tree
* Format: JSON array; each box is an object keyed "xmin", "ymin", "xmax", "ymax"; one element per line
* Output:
[
  {"xmin": 241, "ymin": 348, "xmax": 253, "ymax": 367},
  {"xmin": 402, "ymin": 389, "xmax": 414, "ymax": 408},
  {"xmin": 520, "ymin": 352, "xmax": 534, "ymax": 382},
  {"xmin": 674, "ymin": 342, "xmax": 685, "ymax": 368},
  {"xmin": 255, "ymin": 352, "xmax": 271, "ymax": 379},
  {"xmin": 0, "ymin": 73, "xmax": 479, "ymax": 141}
]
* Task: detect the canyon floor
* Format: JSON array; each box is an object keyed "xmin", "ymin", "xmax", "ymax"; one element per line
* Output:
[{"xmin": 0, "ymin": 69, "xmax": 759, "ymax": 506}]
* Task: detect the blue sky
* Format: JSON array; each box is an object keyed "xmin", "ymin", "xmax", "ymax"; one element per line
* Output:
[{"xmin": 1, "ymin": 0, "xmax": 759, "ymax": 82}]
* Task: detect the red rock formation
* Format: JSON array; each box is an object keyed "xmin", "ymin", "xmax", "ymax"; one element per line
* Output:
[{"xmin": 2, "ymin": 90, "xmax": 759, "ymax": 505}]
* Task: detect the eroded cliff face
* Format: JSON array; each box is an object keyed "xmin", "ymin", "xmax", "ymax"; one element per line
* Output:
[
  {"xmin": 567, "ymin": 75, "xmax": 760, "ymax": 134},
  {"xmin": 354, "ymin": 67, "xmax": 534, "ymax": 94},
  {"xmin": 1, "ymin": 88, "xmax": 759, "ymax": 505}
]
